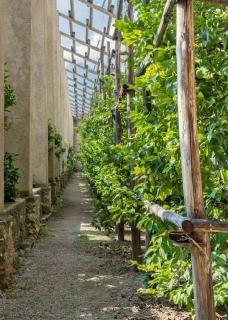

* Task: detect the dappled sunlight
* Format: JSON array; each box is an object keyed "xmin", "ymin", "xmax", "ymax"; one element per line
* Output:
[
  {"xmin": 79, "ymin": 222, "xmax": 111, "ymax": 241},
  {"xmin": 85, "ymin": 233, "xmax": 111, "ymax": 241}
]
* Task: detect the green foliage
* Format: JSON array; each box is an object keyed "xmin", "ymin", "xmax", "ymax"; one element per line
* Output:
[
  {"xmin": 67, "ymin": 146, "xmax": 77, "ymax": 173},
  {"xmin": 4, "ymin": 152, "xmax": 19, "ymax": 202},
  {"xmin": 4, "ymin": 69, "xmax": 19, "ymax": 202},
  {"xmin": 79, "ymin": 1, "xmax": 228, "ymax": 314},
  {"xmin": 51, "ymin": 197, "xmax": 63, "ymax": 216},
  {"xmin": 4, "ymin": 69, "xmax": 16, "ymax": 131},
  {"xmin": 39, "ymin": 226, "xmax": 50, "ymax": 238}
]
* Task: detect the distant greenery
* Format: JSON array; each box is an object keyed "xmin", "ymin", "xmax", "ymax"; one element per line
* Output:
[
  {"xmin": 4, "ymin": 152, "xmax": 19, "ymax": 202},
  {"xmin": 4, "ymin": 70, "xmax": 19, "ymax": 202},
  {"xmin": 4, "ymin": 69, "xmax": 16, "ymax": 131},
  {"xmin": 67, "ymin": 146, "xmax": 77, "ymax": 174},
  {"xmin": 79, "ymin": 1, "xmax": 228, "ymax": 315}
]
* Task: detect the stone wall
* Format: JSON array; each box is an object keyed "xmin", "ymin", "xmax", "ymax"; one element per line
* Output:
[
  {"xmin": 0, "ymin": 172, "xmax": 72, "ymax": 289},
  {"xmin": 0, "ymin": 0, "xmax": 75, "ymax": 290}
]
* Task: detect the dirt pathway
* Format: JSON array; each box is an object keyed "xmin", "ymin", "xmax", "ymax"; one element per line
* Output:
[{"xmin": 0, "ymin": 173, "xmax": 190, "ymax": 320}]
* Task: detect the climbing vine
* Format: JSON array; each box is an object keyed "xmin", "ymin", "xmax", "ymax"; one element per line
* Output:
[
  {"xmin": 48, "ymin": 120, "xmax": 66, "ymax": 159},
  {"xmin": 79, "ymin": 1, "xmax": 228, "ymax": 314},
  {"xmin": 67, "ymin": 146, "xmax": 77, "ymax": 174},
  {"xmin": 4, "ymin": 70, "xmax": 19, "ymax": 202}
]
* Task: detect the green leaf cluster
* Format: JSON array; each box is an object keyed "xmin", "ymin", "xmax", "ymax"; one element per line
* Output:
[
  {"xmin": 67, "ymin": 146, "xmax": 77, "ymax": 174},
  {"xmin": 4, "ymin": 152, "xmax": 19, "ymax": 202},
  {"xmin": 79, "ymin": 1, "xmax": 228, "ymax": 314},
  {"xmin": 4, "ymin": 69, "xmax": 19, "ymax": 202}
]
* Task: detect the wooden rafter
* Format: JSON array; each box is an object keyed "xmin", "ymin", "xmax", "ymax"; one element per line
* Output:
[{"xmin": 58, "ymin": 12, "xmax": 113, "ymax": 40}]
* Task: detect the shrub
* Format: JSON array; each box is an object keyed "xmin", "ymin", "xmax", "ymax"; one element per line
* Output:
[{"xmin": 4, "ymin": 152, "xmax": 19, "ymax": 202}]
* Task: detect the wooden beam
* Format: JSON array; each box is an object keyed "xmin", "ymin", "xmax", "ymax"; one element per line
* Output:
[
  {"xmin": 62, "ymin": 45, "xmax": 99, "ymax": 65},
  {"xmin": 66, "ymin": 68, "xmax": 95, "ymax": 84},
  {"xmin": 64, "ymin": 58, "xmax": 98, "ymax": 75},
  {"xmin": 176, "ymin": 1, "xmax": 215, "ymax": 318},
  {"xmin": 136, "ymin": 0, "xmax": 176, "ymax": 77},
  {"xmin": 67, "ymin": 78, "xmax": 94, "ymax": 90},
  {"xmin": 144, "ymin": 201, "xmax": 193, "ymax": 233},
  {"xmin": 192, "ymin": 219, "xmax": 228, "ymax": 233},
  {"xmin": 113, "ymin": 0, "xmax": 124, "ymax": 40},
  {"xmin": 75, "ymin": 93, "xmax": 91, "ymax": 101},
  {"xmin": 153, "ymin": 0, "xmax": 176, "ymax": 46},
  {"xmin": 69, "ymin": 88, "xmax": 92, "ymax": 96},
  {"xmin": 78, "ymin": 0, "xmax": 116, "ymax": 18},
  {"xmin": 58, "ymin": 11, "xmax": 113, "ymax": 40},
  {"xmin": 60, "ymin": 31, "xmax": 109, "ymax": 56},
  {"xmin": 144, "ymin": 201, "xmax": 228, "ymax": 234},
  {"xmin": 199, "ymin": 0, "xmax": 228, "ymax": 5}
]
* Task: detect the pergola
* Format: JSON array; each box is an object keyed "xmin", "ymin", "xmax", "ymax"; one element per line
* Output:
[{"xmin": 57, "ymin": 0, "xmax": 123, "ymax": 118}]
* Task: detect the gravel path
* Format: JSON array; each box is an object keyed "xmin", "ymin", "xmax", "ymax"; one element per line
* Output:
[{"xmin": 0, "ymin": 173, "xmax": 191, "ymax": 320}]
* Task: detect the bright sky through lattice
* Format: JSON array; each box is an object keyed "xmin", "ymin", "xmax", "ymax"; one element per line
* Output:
[{"xmin": 57, "ymin": 0, "xmax": 119, "ymax": 117}]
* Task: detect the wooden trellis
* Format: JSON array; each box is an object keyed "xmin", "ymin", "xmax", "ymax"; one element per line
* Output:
[
  {"xmin": 135, "ymin": 0, "xmax": 228, "ymax": 319},
  {"xmin": 58, "ymin": 0, "xmax": 118, "ymax": 117},
  {"xmin": 58, "ymin": 0, "xmax": 228, "ymax": 318}
]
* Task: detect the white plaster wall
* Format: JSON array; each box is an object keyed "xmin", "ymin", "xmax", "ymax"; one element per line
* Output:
[
  {"xmin": 4, "ymin": 0, "xmax": 33, "ymax": 196},
  {"xmin": 31, "ymin": 0, "xmax": 49, "ymax": 186}
]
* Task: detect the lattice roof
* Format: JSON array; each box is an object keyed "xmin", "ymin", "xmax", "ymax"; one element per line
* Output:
[{"xmin": 57, "ymin": 0, "xmax": 124, "ymax": 118}]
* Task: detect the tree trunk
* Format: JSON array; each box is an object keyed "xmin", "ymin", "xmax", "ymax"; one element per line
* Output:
[{"xmin": 131, "ymin": 221, "xmax": 141, "ymax": 261}]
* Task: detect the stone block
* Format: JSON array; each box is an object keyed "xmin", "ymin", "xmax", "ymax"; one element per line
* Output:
[
  {"xmin": 0, "ymin": 198, "xmax": 27, "ymax": 289},
  {"xmin": 50, "ymin": 181, "xmax": 57, "ymax": 204},
  {"xmin": 26, "ymin": 195, "xmax": 41, "ymax": 239},
  {"xmin": 3, "ymin": 199, "xmax": 27, "ymax": 249},
  {"xmin": 41, "ymin": 186, "xmax": 52, "ymax": 216},
  {"xmin": 55, "ymin": 177, "xmax": 61, "ymax": 196},
  {"xmin": 0, "ymin": 217, "xmax": 16, "ymax": 289}
]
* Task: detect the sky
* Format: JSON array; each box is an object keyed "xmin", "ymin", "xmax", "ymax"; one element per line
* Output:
[{"xmin": 57, "ymin": 0, "xmax": 118, "ymax": 114}]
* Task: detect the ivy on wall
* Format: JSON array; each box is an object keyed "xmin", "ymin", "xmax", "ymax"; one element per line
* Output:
[{"xmin": 4, "ymin": 69, "xmax": 19, "ymax": 202}]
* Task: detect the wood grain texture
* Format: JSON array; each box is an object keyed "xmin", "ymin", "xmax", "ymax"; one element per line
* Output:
[{"xmin": 176, "ymin": 1, "xmax": 215, "ymax": 318}]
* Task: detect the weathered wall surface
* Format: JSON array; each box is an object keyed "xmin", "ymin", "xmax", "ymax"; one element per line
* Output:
[
  {"xmin": 4, "ymin": 0, "xmax": 33, "ymax": 196},
  {"xmin": 31, "ymin": 0, "xmax": 48, "ymax": 187},
  {"xmin": 0, "ymin": 0, "xmax": 4, "ymax": 213},
  {"xmin": 0, "ymin": 0, "xmax": 74, "ymax": 288}
]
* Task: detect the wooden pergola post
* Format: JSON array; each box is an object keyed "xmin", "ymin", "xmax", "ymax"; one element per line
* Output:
[
  {"xmin": 176, "ymin": 0, "xmax": 215, "ymax": 318},
  {"xmin": 126, "ymin": 0, "xmax": 141, "ymax": 261},
  {"xmin": 114, "ymin": 1, "xmax": 124, "ymax": 241}
]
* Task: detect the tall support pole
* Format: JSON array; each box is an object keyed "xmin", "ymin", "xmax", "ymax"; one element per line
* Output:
[
  {"xmin": 114, "ymin": 0, "xmax": 124, "ymax": 241},
  {"xmin": 99, "ymin": 45, "xmax": 106, "ymax": 100},
  {"xmin": 176, "ymin": 1, "xmax": 215, "ymax": 319},
  {"xmin": 126, "ymin": 0, "xmax": 141, "ymax": 261},
  {"xmin": 106, "ymin": 41, "xmax": 111, "ymax": 76},
  {"xmin": 0, "ymin": 0, "xmax": 4, "ymax": 213}
]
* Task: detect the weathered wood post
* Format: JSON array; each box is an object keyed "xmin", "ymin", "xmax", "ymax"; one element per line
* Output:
[
  {"xmin": 99, "ymin": 45, "xmax": 106, "ymax": 101},
  {"xmin": 126, "ymin": 0, "xmax": 141, "ymax": 260},
  {"xmin": 113, "ymin": 0, "xmax": 124, "ymax": 241},
  {"xmin": 0, "ymin": 0, "xmax": 4, "ymax": 213},
  {"xmin": 176, "ymin": 0, "xmax": 215, "ymax": 318}
]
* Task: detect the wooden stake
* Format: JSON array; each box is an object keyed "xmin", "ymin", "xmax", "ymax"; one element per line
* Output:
[
  {"xmin": 114, "ymin": 0, "xmax": 124, "ymax": 241},
  {"xmin": 126, "ymin": 0, "xmax": 141, "ymax": 260},
  {"xmin": 176, "ymin": 1, "xmax": 215, "ymax": 318}
]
